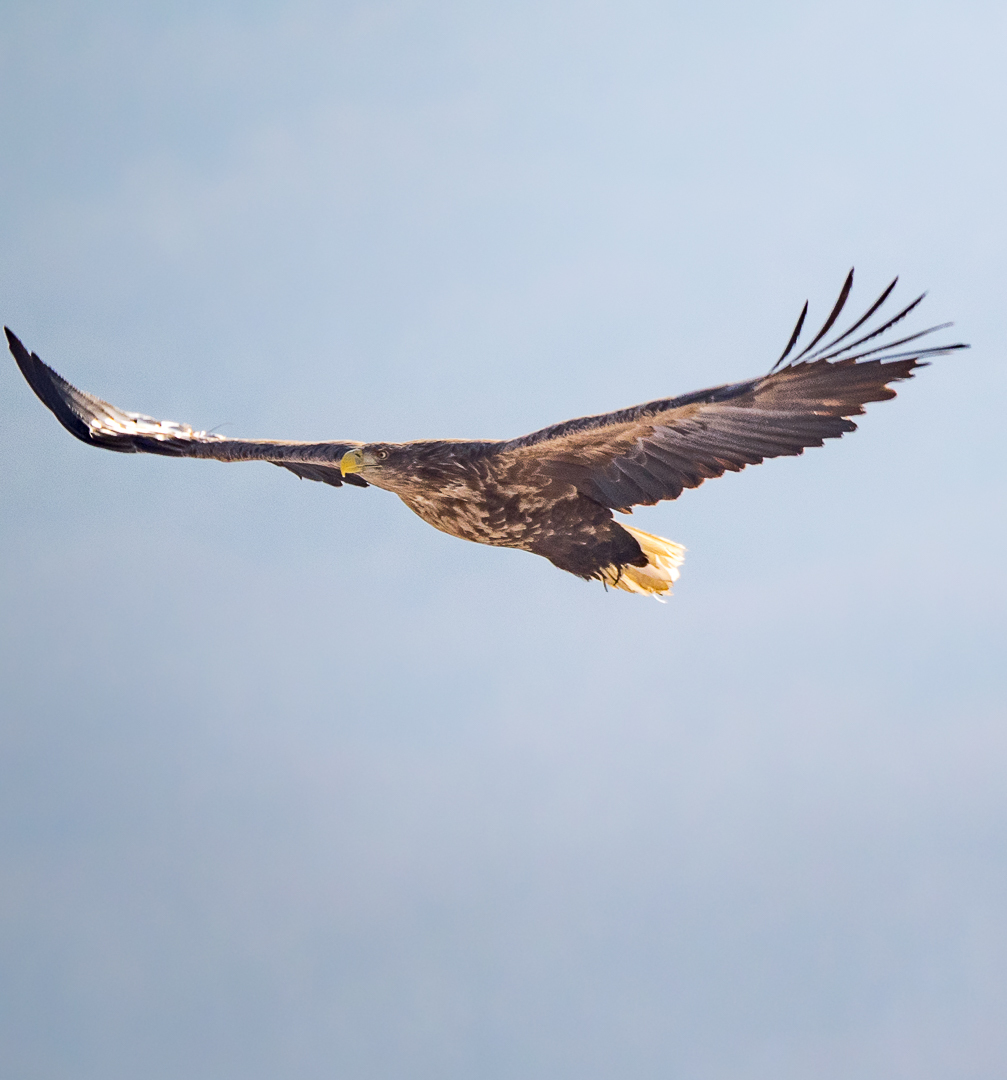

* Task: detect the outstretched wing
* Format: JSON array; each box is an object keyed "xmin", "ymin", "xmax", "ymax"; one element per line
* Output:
[
  {"xmin": 500, "ymin": 272, "xmax": 967, "ymax": 512},
  {"xmin": 5, "ymin": 328, "xmax": 366, "ymax": 488}
]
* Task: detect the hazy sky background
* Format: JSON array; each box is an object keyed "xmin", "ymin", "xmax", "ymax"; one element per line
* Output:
[{"xmin": 1, "ymin": 2, "xmax": 1005, "ymax": 1077}]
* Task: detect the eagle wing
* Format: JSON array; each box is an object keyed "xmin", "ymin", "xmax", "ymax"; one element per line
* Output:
[
  {"xmin": 5, "ymin": 328, "xmax": 366, "ymax": 488},
  {"xmin": 499, "ymin": 272, "xmax": 968, "ymax": 512}
]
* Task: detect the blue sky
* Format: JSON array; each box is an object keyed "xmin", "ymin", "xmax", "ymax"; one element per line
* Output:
[{"xmin": 2, "ymin": 2, "xmax": 1005, "ymax": 1077}]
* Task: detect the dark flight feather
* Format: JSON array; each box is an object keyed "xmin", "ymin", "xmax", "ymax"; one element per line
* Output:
[
  {"xmin": 805, "ymin": 276, "xmax": 898, "ymax": 359},
  {"xmin": 790, "ymin": 267, "xmax": 854, "ymax": 363},
  {"xmin": 829, "ymin": 323, "xmax": 952, "ymax": 363},
  {"xmin": 816, "ymin": 291, "xmax": 927, "ymax": 360},
  {"xmin": 839, "ymin": 343, "xmax": 967, "ymax": 364},
  {"xmin": 771, "ymin": 300, "xmax": 808, "ymax": 373}
]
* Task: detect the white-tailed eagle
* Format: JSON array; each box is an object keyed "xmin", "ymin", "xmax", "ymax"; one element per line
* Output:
[{"xmin": 6, "ymin": 271, "xmax": 966, "ymax": 598}]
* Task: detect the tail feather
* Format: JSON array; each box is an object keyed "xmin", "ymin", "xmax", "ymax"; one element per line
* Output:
[{"xmin": 599, "ymin": 524, "xmax": 685, "ymax": 601}]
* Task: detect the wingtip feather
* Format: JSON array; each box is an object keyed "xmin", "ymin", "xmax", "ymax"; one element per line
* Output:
[
  {"xmin": 771, "ymin": 300, "xmax": 809, "ymax": 373},
  {"xmin": 790, "ymin": 268, "xmax": 855, "ymax": 363}
]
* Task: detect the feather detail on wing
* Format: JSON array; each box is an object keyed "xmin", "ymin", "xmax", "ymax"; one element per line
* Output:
[
  {"xmin": 500, "ymin": 272, "xmax": 967, "ymax": 512},
  {"xmin": 5, "ymin": 328, "xmax": 367, "ymax": 487}
]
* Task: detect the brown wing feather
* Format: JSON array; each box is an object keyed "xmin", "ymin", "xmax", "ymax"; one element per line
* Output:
[
  {"xmin": 544, "ymin": 357, "xmax": 915, "ymax": 511},
  {"xmin": 497, "ymin": 274, "xmax": 967, "ymax": 514},
  {"xmin": 6, "ymin": 328, "xmax": 366, "ymax": 487}
]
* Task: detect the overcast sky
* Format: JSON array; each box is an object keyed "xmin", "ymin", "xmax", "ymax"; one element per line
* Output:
[{"xmin": 2, "ymin": 2, "xmax": 1005, "ymax": 1078}]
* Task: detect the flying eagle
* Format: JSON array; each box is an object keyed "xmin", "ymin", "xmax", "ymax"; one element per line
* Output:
[{"xmin": 6, "ymin": 271, "xmax": 966, "ymax": 599}]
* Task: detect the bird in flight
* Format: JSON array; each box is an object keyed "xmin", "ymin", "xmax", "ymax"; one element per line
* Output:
[{"xmin": 6, "ymin": 271, "xmax": 966, "ymax": 599}]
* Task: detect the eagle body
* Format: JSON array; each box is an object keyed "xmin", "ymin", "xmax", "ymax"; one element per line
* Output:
[
  {"xmin": 369, "ymin": 442, "xmax": 649, "ymax": 580},
  {"xmin": 358, "ymin": 439, "xmax": 644, "ymax": 575},
  {"xmin": 5, "ymin": 271, "xmax": 966, "ymax": 599}
]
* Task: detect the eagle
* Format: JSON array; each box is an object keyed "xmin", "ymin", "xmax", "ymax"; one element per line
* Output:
[{"xmin": 6, "ymin": 271, "xmax": 966, "ymax": 599}]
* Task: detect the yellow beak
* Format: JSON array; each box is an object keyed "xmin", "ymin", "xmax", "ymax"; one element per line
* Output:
[{"xmin": 340, "ymin": 449, "xmax": 364, "ymax": 476}]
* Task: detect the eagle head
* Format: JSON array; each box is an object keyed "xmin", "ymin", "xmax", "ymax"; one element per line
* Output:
[{"xmin": 339, "ymin": 445, "xmax": 391, "ymax": 477}]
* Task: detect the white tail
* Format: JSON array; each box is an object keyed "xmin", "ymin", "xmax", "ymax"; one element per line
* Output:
[{"xmin": 598, "ymin": 524, "xmax": 686, "ymax": 601}]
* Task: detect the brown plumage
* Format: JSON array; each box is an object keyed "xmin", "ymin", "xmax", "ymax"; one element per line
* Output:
[{"xmin": 5, "ymin": 270, "xmax": 967, "ymax": 598}]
